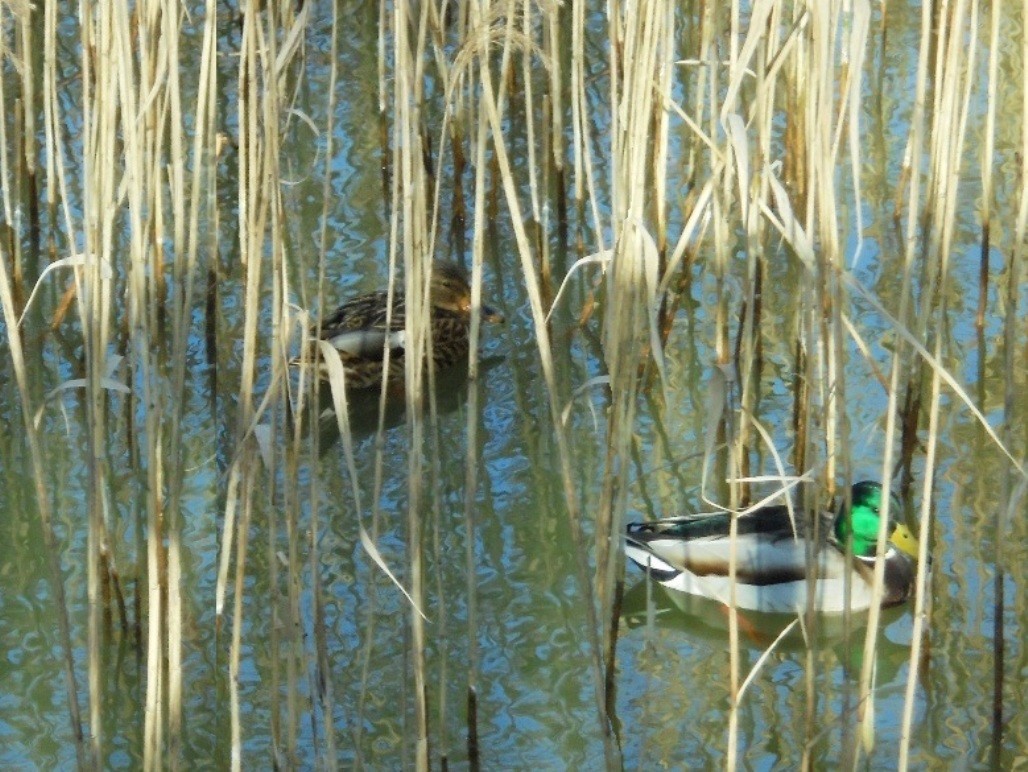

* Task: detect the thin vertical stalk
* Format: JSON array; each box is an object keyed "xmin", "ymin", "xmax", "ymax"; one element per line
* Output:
[
  {"xmin": 991, "ymin": 0, "xmax": 1027, "ymax": 762},
  {"xmin": 854, "ymin": 0, "xmax": 934, "ymax": 763},
  {"xmin": 305, "ymin": 0, "xmax": 342, "ymax": 765},
  {"xmin": 81, "ymin": 0, "xmax": 119, "ymax": 763},
  {"xmin": 472, "ymin": 0, "xmax": 617, "ymax": 762},
  {"xmin": 975, "ymin": 1, "xmax": 1001, "ymax": 336},
  {"xmin": 720, "ymin": 3, "xmax": 741, "ymax": 768},
  {"xmin": 569, "ymin": 0, "xmax": 605, "ymax": 251},
  {"xmin": 392, "ymin": 0, "xmax": 431, "ymax": 764},
  {"xmin": 602, "ymin": 0, "xmax": 670, "ymax": 764},
  {"xmin": 4, "ymin": 0, "xmax": 89, "ymax": 762},
  {"xmin": 461, "ymin": 23, "xmax": 498, "ymax": 769},
  {"xmin": 896, "ymin": 332, "xmax": 943, "ymax": 772},
  {"xmin": 223, "ymin": 2, "xmax": 274, "ymax": 766},
  {"xmin": 112, "ymin": 0, "xmax": 171, "ymax": 764}
]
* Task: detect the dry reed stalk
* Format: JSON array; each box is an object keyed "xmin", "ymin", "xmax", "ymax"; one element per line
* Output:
[
  {"xmin": 0, "ymin": 10, "xmax": 17, "ymax": 239},
  {"xmin": 731, "ymin": 0, "xmax": 778, "ymax": 510},
  {"xmin": 1, "ymin": 279, "xmax": 91, "ymax": 761},
  {"xmin": 706, "ymin": 0, "xmax": 730, "ymax": 518},
  {"xmin": 715, "ymin": 3, "xmax": 764, "ymax": 766},
  {"xmin": 716, "ymin": 4, "xmax": 837, "ymax": 767},
  {"xmin": 225, "ymin": 0, "xmax": 316, "ymax": 764},
  {"xmin": 108, "ymin": 1, "xmax": 219, "ymax": 765},
  {"xmin": 830, "ymin": 19, "xmax": 872, "ymax": 696},
  {"xmin": 223, "ymin": 6, "xmax": 264, "ymax": 763},
  {"xmin": 569, "ymin": 0, "xmax": 605, "ymax": 252},
  {"xmin": 520, "ymin": 0, "xmax": 542, "ymax": 247},
  {"xmin": 853, "ymin": 0, "xmax": 971, "ymax": 763},
  {"xmin": 841, "ymin": 0, "xmax": 927, "ymax": 755},
  {"xmin": 299, "ymin": 1, "xmax": 343, "ymax": 766},
  {"xmin": 467, "ymin": 0, "xmax": 623, "ymax": 763},
  {"xmin": 418, "ymin": 4, "xmax": 462, "ymax": 750},
  {"xmin": 976, "ymin": 0, "xmax": 1001, "ymax": 337},
  {"xmin": 817, "ymin": 4, "xmax": 866, "ymax": 755},
  {"xmin": 348, "ymin": 4, "xmax": 419, "ymax": 754},
  {"xmin": 987, "ymin": 0, "xmax": 1025, "ymax": 763},
  {"xmin": 0, "ymin": 7, "xmax": 87, "ymax": 762},
  {"xmin": 542, "ymin": 4, "xmax": 564, "ymax": 260},
  {"xmin": 390, "ymin": 1, "xmax": 433, "ymax": 765},
  {"xmin": 461, "ymin": 7, "xmax": 501, "ymax": 766},
  {"xmin": 17, "ymin": 0, "xmax": 36, "ymax": 252},
  {"xmin": 346, "ymin": 8, "xmax": 411, "ymax": 760},
  {"xmin": 264, "ymin": 5, "xmax": 293, "ymax": 762},
  {"xmin": 599, "ymin": 0, "xmax": 673, "ymax": 764},
  {"xmin": 78, "ymin": 2, "xmax": 120, "ymax": 764},
  {"xmin": 122, "ymin": 2, "xmax": 174, "ymax": 765},
  {"xmin": 905, "ymin": 2, "xmax": 1001, "ymax": 767}
]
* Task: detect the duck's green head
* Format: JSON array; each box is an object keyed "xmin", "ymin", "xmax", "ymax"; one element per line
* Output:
[{"xmin": 834, "ymin": 481, "xmax": 920, "ymax": 560}]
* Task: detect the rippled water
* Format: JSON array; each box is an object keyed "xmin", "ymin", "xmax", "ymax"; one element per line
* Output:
[{"xmin": 1, "ymin": 3, "xmax": 1026, "ymax": 769}]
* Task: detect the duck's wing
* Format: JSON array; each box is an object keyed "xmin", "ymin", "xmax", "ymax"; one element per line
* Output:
[
  {"xmin": 627, "ymin": 505, "xmax": 805, "ymax": 540},
  {"xmin": 317, "ymin": 291, "xmax": 407, "ymax": 356},
  {"xmin": 322, "ymin": 328, "xmax": 406, "ymax": 359},
  {"xmin": 625, "ymin": 506, "xmax": 814, "ymax": 585},
  {"xmin": 318, "ymin": 291, "xmax": 406, "ymax": 334}
]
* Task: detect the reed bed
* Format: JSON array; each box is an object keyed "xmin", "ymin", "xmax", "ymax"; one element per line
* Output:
[{"xmin": 0, "ymin": 0, "xmax": 1025, "ymax": 769}]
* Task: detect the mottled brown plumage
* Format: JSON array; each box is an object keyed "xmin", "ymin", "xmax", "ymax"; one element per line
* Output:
[{"xmin": 302, "ymin": 262, "xmax": 504, "ymax": 390}]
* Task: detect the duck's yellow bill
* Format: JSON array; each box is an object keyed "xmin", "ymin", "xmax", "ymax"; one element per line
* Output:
[{"xmin": 889, "ymin": 523, "xmax": 921, "ymax": 560}]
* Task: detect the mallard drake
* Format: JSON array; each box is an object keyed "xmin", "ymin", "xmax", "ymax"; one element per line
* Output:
[
  {"xmin": 624, "ymin": 482, "xmax": 923, "ymax": 614},
  {"xmin": 302, "ymin": 262, "xmax": 504, "ymax": 390}
]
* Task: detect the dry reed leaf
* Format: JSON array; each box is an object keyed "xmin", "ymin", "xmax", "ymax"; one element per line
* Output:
[
  {"xmin": 33, "ymin": 355, "xmax": 130, "ymax": 431},
  {"xmin": 842, "ymin": 276, "xmax": 1025, "ymax": 477},
  {"xmin": 2, "ymin": 0, "xmax": 32, "ymax": 20},
  {"xmin": 314, "ymin": 340, "xmax": 424, "ymax": 634},
  {"xmin": 725, "ymin": 113, "xmax": 750, "ymax": 223},
  {"xmin": 274, "ymin": 1, "xmax": 310, "ymax": 78},
  {"xmin": 17, "ymin": 253, "xmax": 112, "ymax": 329},
  {"xmin": 252, "ymin": 424, "xmax": 273, "ymax": 469},
  {"xmin": 660, "ymin": 178, "xmax": 714, "ymax": 298},
  {"xmin": 720, "ymin": 0, "xmax": 776, "ymax": 122},
  {"xmin": 862, "ymin": 676, "xmax": 876, "ymax": 753},
  {"xmin": 560, "ymin": 374, "xmax": 609, "ymax": 430},
  {"xmin": 762, "ymin": 172, "xmax": 815, "ymax": 268},
  {"xmin": 545, "ymin": 250, "xmax": 611, "ymax": 324},
  {"xmin": 359, "ymin": 524, "xmax": 429, "ymax": 623},
  {"xmin": 735, "ymin": 618, "xmax": 798, "ymax": 703},
  {"xmin": 699, "ymin": 363, "xmax": 730, "ymax": 504}
]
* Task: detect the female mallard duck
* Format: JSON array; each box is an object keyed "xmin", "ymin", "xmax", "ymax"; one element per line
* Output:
[
  {"xmin": 304, "ymin": 262, "xmax": 504, "ymax": 389},
  {"xmin": 624, "ymin": 482, "xmax": 923, "ymax": 614}
]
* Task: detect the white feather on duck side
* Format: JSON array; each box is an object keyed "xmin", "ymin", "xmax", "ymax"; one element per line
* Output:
[{"xmin": 624, "ymin": 482, "xmax": 923, "ymax": 614}]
